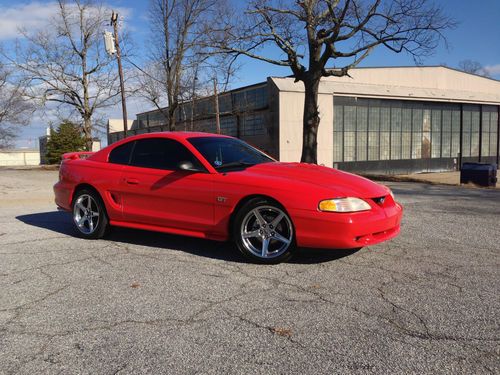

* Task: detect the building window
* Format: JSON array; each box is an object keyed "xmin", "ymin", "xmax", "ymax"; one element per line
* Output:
[
  {"xmin": 431, "ymin": 108, "xmax": 441, "ymax": 158},
  {"xmin": 220, "ymin": 116, "xmax": 237, "ymax": 136},
  {"xmin": 219, "ymin": 94, "xmax": 232, "ymax": 114},
  {"xmin": 232, "ymin": 85, "xmax": 268, "ymax": 112},
  {"xmin": 232, "ymin": 91, "xmax": 246, "ymax": 112},
  {"xmin": 241, "ymin": 112, "xmax": 265, "ymax": 136},
  {"xmin": 343, "ymin": 105, "xmax": 356, "ymax": 161},
  {"xmin": 471, "ymin": 109, "xmax": 480, "ymax": 157},
  {"xmin": 250, "ymin": 86, "xmax": 268, "ymax": 109},
  {"xmin": 451, "ymin": 109, "xmax": 460, "ymax": 158},
  {"xmin": 333, "ymin": 105, "xmax": 343, "ymax": 162},
  {"xmin": 194, "ymin": 118, "xmax": 216, "ymax": 133},
  {"xmin": 390, "ymin": 106, "xmax": 402, "ymax": 160},
  {"xmin": 411, "ymin": 107, "xmax": 422, "ymax": 159},
  {"xmin": 421, "ymin": 109, "xmax": 431, "ymax": 158},
  {"xmin": 380, "ymin": 106, "xmax": 390, "ymax": 160},
  {"xmin": 148, "ymin": 111, "xmax": 168, "ymax": 128},
  {"xmin": 462, "ymin": 109, "xmax": 471, "ymax": 157},
  {"xmin": 482, "ymin": 109, "xmax": 490, "ymax": 157},
  {"xmin": 482, "ymin": 106, "xmax": 498, "ymax": 157},
  {"xmin": 333, "ymin": 97, "xmax": 465, "ymax": 164},
  {"xmin": 481, "ymin": 106, "xmax": 498, "ymax": 156},
  {"xmin": 137, "ymin": 113, "xmax": 148, "ymax": 129},
  {"xmin": 356, "ymin": 104, "xmax": 368, "ymax": 161},
  {"xmin": 195, "ymin": 98, "xmax": 213, "ymax": 118},
  {"xmin": 441, "ymin": 109, "xmax": 452, "ymax": 158},
  {"xmin": 401, "ymin": 106, "xmax": 412, "ymax": 160},
  {"xmin": 490, "ymin": 110, "xmax": 499, "ymax": 157},
  {"xmin": 368, "ymin": 106, "xmax": 380, "ymax": 161}
]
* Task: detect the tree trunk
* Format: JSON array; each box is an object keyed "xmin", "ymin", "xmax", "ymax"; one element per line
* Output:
[
  {"xmin": 300, "ymin": 78, "xmax": 320, "ymax": 163},
  {"xmin": 168, "ymin": 105, "xmax": 176, "ymax": 131},
  {"xmin": 83, "ymin": 116, "xmax": 93, "ymax": 151}
]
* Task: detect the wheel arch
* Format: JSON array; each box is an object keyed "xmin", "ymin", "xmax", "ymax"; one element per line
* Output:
[
  {"xmin": 71, "ymin": 183, "xmax": 100, "ymax": 204},
  {"xmin": 71, "ymin": 183, "xmax": 109, "ymax": 220}
]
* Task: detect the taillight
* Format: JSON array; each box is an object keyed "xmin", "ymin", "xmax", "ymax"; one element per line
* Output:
[{"xmin": 58, "ymin": 163, "xmax": 64, "ymax": 181}]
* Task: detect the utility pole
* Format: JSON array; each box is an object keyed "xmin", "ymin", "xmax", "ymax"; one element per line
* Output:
[
  {"xmin": 213, "ymin": 77, "xmax": 220, "ymax": 134},
  {"xmin": 110, "ymin": 11, "xmax": 128, "ymax": 138},
  {"xmin": 190, "ymin": 69, "xmax": 198, "ymax": 131}
]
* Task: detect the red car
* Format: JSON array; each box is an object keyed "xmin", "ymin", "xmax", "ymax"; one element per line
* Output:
[{"xmin": 54, "ymin": 132, "xmax": 402, "ymax": 263}]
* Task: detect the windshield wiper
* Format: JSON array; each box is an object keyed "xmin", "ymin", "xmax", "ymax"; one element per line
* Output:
[{"xmin": 215, "ymin": 161, "xmax": 256, "ymax": 170}]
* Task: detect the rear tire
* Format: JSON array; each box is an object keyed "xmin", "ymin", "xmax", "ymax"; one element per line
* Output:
[
  {"xmin": 72, "ymin": 189, "xmax": 109, "ymax": 239},
  {"xmin": 233, "ymin": 198, "xmax": 296, "ymax": 264}
]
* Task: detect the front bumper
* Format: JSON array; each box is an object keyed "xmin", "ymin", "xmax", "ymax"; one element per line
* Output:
[{"xmin": 289, "ymin": 201, "xmax": 403, "ymax": 249}]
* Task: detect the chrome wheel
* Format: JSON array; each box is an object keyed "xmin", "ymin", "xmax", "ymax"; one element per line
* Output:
[
  {"xmin": 240, "ymin": 205, "xmax": 293, "ymax": 259},
  {"xmin": 73, "ymin": 194, "xmax": 100, "ymax": 235}
]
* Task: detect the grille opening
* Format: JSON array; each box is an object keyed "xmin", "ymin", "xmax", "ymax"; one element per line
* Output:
[{"xmin": 372, "ymin": 196, "xmax": 387, "ymax": 205}]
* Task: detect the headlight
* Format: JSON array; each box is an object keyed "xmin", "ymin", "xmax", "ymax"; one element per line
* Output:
[
  {"xmin": 388, "ymin": 189, "xmax": 395, "ymax": 201},
  {"xmin": 318, "ymin": 197, "xmax": 371, "ymax": 212}
]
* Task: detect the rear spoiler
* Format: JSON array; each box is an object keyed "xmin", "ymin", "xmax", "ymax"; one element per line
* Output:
[{"xmin": 62, "ymin": 152, "xmax": 94, "ymax": 160}]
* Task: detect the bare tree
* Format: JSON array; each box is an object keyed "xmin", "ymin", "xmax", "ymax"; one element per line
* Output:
[
  {"xmin": 6, "ymin": 0, "xmax": 123, "ymax": 150},
  {"xmin": 458, "ymin": 60, "xmax": 491, "ymax": 78},
  {"xmin": 0, "ymin": 62, "xmax": 34, "ymax": 148},
  {"xmin": 214, "ymin": 0, "xmax": 455, "ymax": 163},
  {"xmin": 142, "ymin": 0, "xmax": 234, "ymax": 131}
]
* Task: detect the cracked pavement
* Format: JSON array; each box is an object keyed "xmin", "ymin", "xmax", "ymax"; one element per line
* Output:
[{"xmin": 0, "ymin": 169, "xmax": 499, "ymax": 374}]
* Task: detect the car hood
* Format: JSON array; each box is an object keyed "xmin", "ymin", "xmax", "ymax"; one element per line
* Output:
[{"xmin": 244, "ymin": 162, "xmax": 389, "ymax": 198}]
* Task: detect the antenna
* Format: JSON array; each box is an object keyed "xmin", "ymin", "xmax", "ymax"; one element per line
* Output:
[{"xmin": 103, "ymin": 30, "xmax": 116, "ymax": 55}]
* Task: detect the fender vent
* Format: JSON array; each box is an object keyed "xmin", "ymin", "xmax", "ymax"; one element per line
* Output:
[{"xmin": 107, "ymin": 191, "xmax": 122, "ymax": 207}]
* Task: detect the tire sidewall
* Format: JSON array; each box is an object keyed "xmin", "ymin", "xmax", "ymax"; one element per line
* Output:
[{"xmin": 72, "ymin": 188, "xmax": 109, "ymax": 239}]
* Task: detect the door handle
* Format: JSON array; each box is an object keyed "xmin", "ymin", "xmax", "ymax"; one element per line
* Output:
[{"xmin": 125, "ymin": 178, "xmax": 139, "ymax": 185}]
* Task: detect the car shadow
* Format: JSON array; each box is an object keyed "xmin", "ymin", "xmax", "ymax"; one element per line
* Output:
[{"xmin": 16, "ymin": 211, "xmax": 358, "ymax": 265}]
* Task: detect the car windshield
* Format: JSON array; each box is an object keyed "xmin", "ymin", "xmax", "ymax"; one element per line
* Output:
[{"xmin": 188, "ymin": 137, "xmax": 274, "ymax": 171}]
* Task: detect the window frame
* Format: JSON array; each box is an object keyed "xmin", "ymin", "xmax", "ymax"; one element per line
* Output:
[
  {"xmin": 108, "ymin": 140, "xmax": 136, "ymax": 165},
  {"xmin": 122, "ymin": 137, "xmax": 207, "ymax": 172}
]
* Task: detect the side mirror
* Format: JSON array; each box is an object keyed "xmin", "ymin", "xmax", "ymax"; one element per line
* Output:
[{"xmin": 178, "ymin": 160, "xmax": 203, "ymax": 172}]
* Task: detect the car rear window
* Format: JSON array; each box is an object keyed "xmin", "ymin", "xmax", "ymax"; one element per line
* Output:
[
  {"xmin": 130, "ymin": 138, "xmax": 204, "ymax": 171},
  {"xmin": 108, "ymin": 141, "xmax": 135, "ymax": 165}
]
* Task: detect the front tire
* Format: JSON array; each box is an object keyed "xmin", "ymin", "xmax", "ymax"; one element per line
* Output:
[
  {"xmin": 72, "ymin": 189, "xmax": 109, "ymax": 239},
  {"xmin": 233, "ymin": 198, "xmax": 296, "ymax": 264}
]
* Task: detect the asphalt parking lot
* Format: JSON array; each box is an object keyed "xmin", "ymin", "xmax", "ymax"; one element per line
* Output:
[{"xmin": 1, "ymin": 169, "xmax": 499, "ymax": 374}]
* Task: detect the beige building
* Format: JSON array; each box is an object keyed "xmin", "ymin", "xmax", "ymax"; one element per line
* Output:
[
  {"xmin": 0, "ymin": 150, "xmax": 41, "ymax": 166},
  {"xmin": 108, "ymin": 66, "xmax": 500, "ymax": 174}
]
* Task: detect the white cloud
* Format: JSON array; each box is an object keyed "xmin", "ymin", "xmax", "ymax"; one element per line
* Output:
[
  {"xmin": 0, "ymin": 1, "xmax": 132, "ymax": 41},
  {"xmin": 0, "ymin": 2, "xmax": 59, "ymax": 40},
  {"xmin": 483, "ymin": 64, "xmax": 500, "ymax": 77}
]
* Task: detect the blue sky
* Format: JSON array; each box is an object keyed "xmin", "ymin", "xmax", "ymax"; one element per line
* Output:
[
  {"xmin": 118, "ymin": 0, "xmax": 500, "ymax": 86},
  {"xmin": 0, "ymin": 0, "xmax": 499, "ymax": 148}
]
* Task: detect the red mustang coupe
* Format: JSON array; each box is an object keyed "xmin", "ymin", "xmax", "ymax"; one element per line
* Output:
[{"xmin": 54, "ymin": 132, "xmax": 402, "ymax": 263}]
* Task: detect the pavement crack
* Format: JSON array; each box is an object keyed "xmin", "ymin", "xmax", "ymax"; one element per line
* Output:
[{"xmin": 0, "ymin": 235, "xmax": 68, "ymax": 247}]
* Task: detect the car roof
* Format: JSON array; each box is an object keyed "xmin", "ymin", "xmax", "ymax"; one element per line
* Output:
[
  {"xmin": 88, "ymin": 131, "xmax": 233, "ymax": 163},
  {"xmin": 121, "ymin": 131, "xmax": 232, "ymax": 142}
]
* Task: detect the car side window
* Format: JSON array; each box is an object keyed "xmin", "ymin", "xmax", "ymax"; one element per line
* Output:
[
  {"xmin": 109, "ymin": 141, "xmax": 135, "ymax": 165},
  {"xmin": 130, "ymin": 138, "xmax": 204, "ymax": 171}
]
